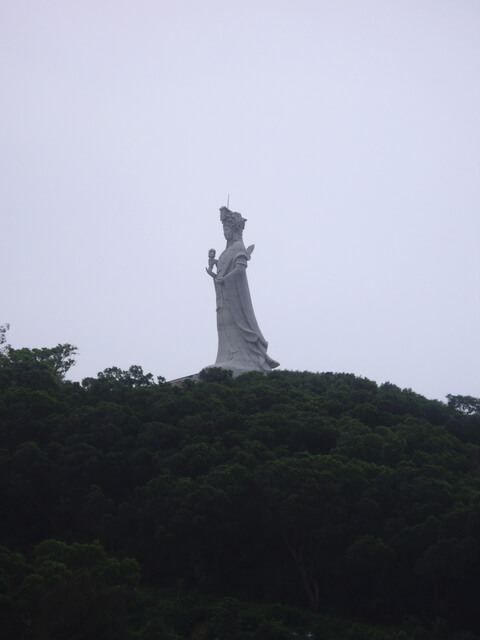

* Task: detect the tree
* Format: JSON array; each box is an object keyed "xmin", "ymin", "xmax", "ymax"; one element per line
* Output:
[
  {"xmin": 199, "ymin": 367, "xmax": 233, "ymax": 385},
  {"xmin": 0, "ymin": 539, "xmax": 141, "ymax": 639},
  {"xmin": 446, "ymin": 394, "xmax": 480, "ymax": 415},
  {"xmin": 34, "ymin": 344, "xmax": 77, "ymax": 381},
  {"xmin": 83, "ymin": 365, "xmax": 155, "ymax": 390},
  {"xmin": 0, "ymin": 343, "xmax": 77, "ymax": 388},
  {"xmin": 0, "ymin": 323, "xmax": 9, "ymax": 354}
]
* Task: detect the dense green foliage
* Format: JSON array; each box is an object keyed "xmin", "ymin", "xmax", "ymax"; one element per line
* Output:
[{"xmin": 1, "ymin": 343, "xmax": 480, "ymax": 639}]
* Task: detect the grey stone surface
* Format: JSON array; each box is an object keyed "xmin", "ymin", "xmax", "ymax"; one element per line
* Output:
[
  {"xmin": 168, "ymin": 373, "xmax": 200, "ymax": 387},
  {"xmin": 205, "ymin": 206, "xmax": 279, "ymax": 376}
]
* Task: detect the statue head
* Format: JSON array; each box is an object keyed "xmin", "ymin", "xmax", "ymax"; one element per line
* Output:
[{"xmin": 220, "ymin": 206, "xmax": 246, "ymax": 234}]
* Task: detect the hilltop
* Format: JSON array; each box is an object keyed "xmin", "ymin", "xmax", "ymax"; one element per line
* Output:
[{"xmin": 1, "ymin": 343, "xmax": 479, "ymax": 639}]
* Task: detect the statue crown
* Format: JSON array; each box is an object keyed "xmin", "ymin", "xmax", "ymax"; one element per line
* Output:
[{"xmin": 220, "ymin": 206, "xmax": 247, "ymax": 231}]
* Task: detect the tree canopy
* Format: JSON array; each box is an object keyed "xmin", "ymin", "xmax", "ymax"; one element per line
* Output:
[{"xmin": 1, "ymin": 344, "xmax": 479, "ymax": 639}]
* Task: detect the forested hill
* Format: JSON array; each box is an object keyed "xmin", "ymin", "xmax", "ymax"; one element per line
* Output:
[{"xmin": 1, "ymin": 343, "xmax": 480, "ymax": 640}]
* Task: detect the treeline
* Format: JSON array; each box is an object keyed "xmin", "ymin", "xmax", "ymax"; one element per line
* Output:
[{"xmin": 1, "ymin": 341, "xmax": 480, "ymax": 639}]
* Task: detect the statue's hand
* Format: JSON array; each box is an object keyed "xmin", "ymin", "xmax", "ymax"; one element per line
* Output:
[{"xmin": 215, "ymin": 276, "xmax": 225, "ymax": 284}]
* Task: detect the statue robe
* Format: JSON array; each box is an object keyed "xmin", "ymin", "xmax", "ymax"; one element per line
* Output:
[{"xmin": 212, "ymin": 240, "xmax": 279, "ymax": 375}]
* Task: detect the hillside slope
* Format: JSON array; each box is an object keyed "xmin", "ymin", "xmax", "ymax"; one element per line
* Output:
[{"xmin": 1, "ymin": 345, "xmax": 479, "ymax": 639}]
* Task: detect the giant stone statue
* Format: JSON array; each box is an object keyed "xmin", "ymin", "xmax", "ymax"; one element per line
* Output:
[{"xmin": 205, "ymin": 206, "xmax": 279, "ymax": 376}]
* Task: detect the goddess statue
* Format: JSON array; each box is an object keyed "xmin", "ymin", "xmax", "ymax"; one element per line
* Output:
[{"xmin": 205, "ymin": 206, "xmax": 279, "ymax": 376}]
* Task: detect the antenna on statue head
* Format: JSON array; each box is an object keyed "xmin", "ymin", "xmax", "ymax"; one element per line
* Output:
[{"xmin": 227, "ymin": 194, "xmax": 230, "ymax": 209}]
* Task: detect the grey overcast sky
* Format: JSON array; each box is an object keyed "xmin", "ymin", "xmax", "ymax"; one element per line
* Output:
[{"xmin": 2, "ymin": 1, "xmax": 479, "ymax": 401}]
